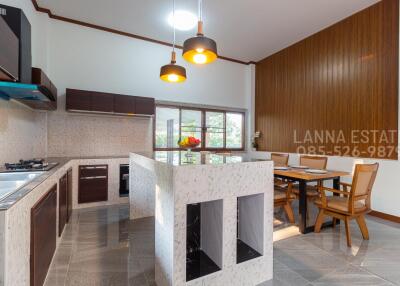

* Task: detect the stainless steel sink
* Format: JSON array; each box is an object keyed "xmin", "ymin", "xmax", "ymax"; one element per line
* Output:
[
  {"xmin": 0, "ymin": 172, "xmax": 44, "ymax": 181},
  {"xmin": 0, "ymin": 171, "xmax": 44, "ymax": 201}
]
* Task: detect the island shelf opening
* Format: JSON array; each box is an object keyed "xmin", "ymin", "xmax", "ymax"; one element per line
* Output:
[
  {"xmin": 186, "ymin": 199, "xmax": 223, "ymax": 281},
  {"xmin": 237, "ymin": 193, "xmax": 264, "ymax": 264}
]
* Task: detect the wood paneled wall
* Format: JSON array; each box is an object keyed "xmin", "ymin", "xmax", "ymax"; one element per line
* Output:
[{"xmin": 255, "ymin": 0, "xmax": 399, "ymax": 159}]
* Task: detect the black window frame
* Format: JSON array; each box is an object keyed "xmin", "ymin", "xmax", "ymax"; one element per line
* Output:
[{"xmin": 154, "ymin": 104, "xmax": 245, "ymax": 152}]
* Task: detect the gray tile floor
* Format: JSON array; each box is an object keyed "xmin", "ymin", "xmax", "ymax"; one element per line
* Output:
[{"xmin": 44, "ymin": 204, "xmax": 400, "ymax": 286}]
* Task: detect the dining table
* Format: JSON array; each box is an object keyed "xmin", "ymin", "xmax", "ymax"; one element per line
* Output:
[{"xmin": 274, "ymin": 167, "xmax": 350, "ymax": 234}]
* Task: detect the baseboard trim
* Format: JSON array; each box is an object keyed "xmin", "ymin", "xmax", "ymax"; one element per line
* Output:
[{"xmin": 368, "ymin": 210, "xmax": 400, "ymax": 224}]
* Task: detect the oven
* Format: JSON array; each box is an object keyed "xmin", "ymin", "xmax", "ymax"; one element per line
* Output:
[{"xmin": 119, "ymin": 164, "xmax": 129, "ymax": 197}]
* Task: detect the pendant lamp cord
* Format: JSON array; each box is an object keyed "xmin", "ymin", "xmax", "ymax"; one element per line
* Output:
[
  {"xmin": 198, "ymin": 0, "xmax": 203, "ymax": 21},
  {"xmin": 172, "ymin": 0, "xmax": 176, "ymax": 52}
]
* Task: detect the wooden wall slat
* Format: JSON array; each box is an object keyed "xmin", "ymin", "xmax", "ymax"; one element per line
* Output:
[{"xmin": 255, "ymin": 0, "xmax": 399, "ymax": 159}]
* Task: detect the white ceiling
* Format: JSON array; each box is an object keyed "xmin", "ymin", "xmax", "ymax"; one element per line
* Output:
[{"xmin": 37, "ymin": 0, "xmax": 380, "ymax": 63}]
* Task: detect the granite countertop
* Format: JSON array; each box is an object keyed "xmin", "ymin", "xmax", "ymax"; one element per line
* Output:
[
  {"xmin": 133, "ymin": 151, "xmax": 269, "ymax": 166},
  {"xmin": 0, "ymin": 155, "xmax": 129, "ymax": 211}
]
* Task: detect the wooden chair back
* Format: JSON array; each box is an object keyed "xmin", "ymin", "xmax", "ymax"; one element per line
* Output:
[
  {"xmin": 350, "ymin": 163, "xmax": 379, "ymax": 211},
  {"xmin": 271, "ymin": 153, "xmax": 289, "ymax": 166},
  {"xmin": 300, "ymin": 156, "xmax": 328, "ymax": 169}
]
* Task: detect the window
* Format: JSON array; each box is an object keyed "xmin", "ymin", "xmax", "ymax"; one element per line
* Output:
[
  {"xmin": 155, "ymin": 105, "xmax": 245, "ymax": 151},
  {"xmin": 181, "ymin": 110, "xmax": 203, "ymax": 148},
  {"xmin": 155, "ymin": 107, "xmax": 180, "ymax": 149},
  {"xmin": 226, "ymin": 113, "xmax": 243, "ymax": 148},
  {"xmin": 205, "ymin": 111, "xmax": 224, "ymax": 148}
]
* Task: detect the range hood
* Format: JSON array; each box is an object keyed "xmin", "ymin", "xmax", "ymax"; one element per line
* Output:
[
  {"xmin": 0, "ymin": 81, "xmax": 54, "ymax": 102},
  {"xmin": 0, "ymin": 68, "xmax": 57, "ymax": 110},
  {"xmin": 0, "ymin": 5, "xmax": 57, "ymax": 110}
]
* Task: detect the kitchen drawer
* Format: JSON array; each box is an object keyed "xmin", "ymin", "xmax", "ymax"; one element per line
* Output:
[
  {"xmin": 79, "ymin": 165, "xmax": 108, "ymax": 177},
  {"xmin": 78, "ymin": 177, "xmax": 108, "ymax": 204}
]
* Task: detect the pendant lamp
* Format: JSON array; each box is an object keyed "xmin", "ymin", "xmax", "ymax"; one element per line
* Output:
[
  {"xmin": 160, "ymin": 0, "xmax": 187, "ymax": 83},
  {"xmin": 182, "ymin": 0, "xmax": 217, "ymax": 64}
]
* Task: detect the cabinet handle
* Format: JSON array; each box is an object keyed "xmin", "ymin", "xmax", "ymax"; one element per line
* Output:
[
  {"xmin": 80, "ymin": 176, "xmax": 107, "ymax": 180},
  {"xmin": 80, "ymin": 166, "xmax": 107, "ymax": 170}
]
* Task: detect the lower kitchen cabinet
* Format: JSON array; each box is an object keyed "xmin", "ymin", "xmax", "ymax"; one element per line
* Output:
[
  {"xmin": 59, "ymin": 174, "xmax": 67, "ymax": 236},
  {"xmin": 30, "ymin": 185, "xmax": 57, "ymax": 286},
  {"xmin": 67, "ymin": 168, "xmax": 73, "ymax": 222},
  {"xmin": 78, "ymin": 165, "xmax": 108, "ymax": 204}
]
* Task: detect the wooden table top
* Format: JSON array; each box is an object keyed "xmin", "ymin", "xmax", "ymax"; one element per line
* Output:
[{"xmin": 274, "ymin": 168, "xmax": 350, "ymax": 181}]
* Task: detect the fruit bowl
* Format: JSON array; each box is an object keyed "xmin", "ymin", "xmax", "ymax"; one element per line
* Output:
[{"xmin": 178, "ymin": 136, "xmax": 201, "ymax": 149}]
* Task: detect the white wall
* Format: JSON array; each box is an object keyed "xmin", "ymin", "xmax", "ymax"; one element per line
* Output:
[{"xmin": 47, "ymin": 19, "xmax": 250, "ymax": 110}]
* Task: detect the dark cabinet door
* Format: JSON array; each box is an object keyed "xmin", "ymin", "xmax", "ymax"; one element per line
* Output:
[
  {"xmin": 135, "ymin": 97, "xmax": 155, "ymax": 115},
  {"xmin": 67, "ymin": 168, "xmax": 73, "ymax": 223},
  {"xmin": 31, "ymin": 185, "xmax": 57, "ymax": 286},
  {"xmin": 91, "ymin": 92, "xmax": 114, "ymax": 112},
  {"xmin": 66, "ymin": 89, "xmax": 91, "ymax": 111},
  {"xmin": 114, "ymin": 94, "xmax": 136, "ymax": 114},
  {"xmin": 58, "ymin": 174, "xmax": 67, "ymax": 237},
  {"xmin": 78, "ymin": 165, "xmax": 108, "ymax": 204}
]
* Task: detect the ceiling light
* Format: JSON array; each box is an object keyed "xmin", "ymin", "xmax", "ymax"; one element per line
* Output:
[
  {"xmin": 182, "ymin": 0, "xmax": 218, "ymax": 65},
  {"xmin": 160, "ymin": 0, "xmax": 187, "ymax": 83},
  {"xmin": 168, "ymin": 10, "xmax": 197, "ymax": 31}
]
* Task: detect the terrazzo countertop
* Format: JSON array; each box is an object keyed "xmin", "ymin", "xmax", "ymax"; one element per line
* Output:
[
  {"xmin": 146, "ymin": 151, "xmax": 268, "ymax": 166},
  {"xmin": 0, "ymin": 156, "xmax": 128, "ymax": 210}
]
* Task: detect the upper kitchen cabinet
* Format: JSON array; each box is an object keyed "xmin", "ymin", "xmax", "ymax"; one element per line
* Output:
[
  {"xmin": 114, "ymin": 94, "xmax": 136, "ymax": 114},
  {"xmin": 66, "ymin": 88, "xmax": 154, "ymax": 117},
  {"xmin": 135, "ymin": 97, "xmax": 155, "ymax": 116},
  {"xmin": 91, "ymin": 92, "xmax": 114, "ymax": 112},
  {"xmin": 66, "ymin": 88, "xmax": 91, "ymax": 111}
]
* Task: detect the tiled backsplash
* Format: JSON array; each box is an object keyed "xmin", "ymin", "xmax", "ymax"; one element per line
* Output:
[
  {"xmin": 0, "ymin": 100, "xmax": 47, "ymax": 166},
  {"xmin": 47, "ymin": 112, "xmax": 153, "ymax": 157},
  {"xmin": 0, "ymin": 100, "xmax": 152, "ymax": 164}
]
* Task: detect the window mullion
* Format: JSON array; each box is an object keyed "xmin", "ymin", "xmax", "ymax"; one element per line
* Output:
[
  {"xmin": 223, "ymin": 111, "xmax": 227, "ymax": 149},
  {"xmin": 179, "ymin": 108, "xmax": 182, "ymax": 145}
]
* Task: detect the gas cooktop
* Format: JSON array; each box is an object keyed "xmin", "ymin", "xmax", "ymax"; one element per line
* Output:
[{"xmin": 1, "ymin": 159, "xmax": 59, "ymax": 173}]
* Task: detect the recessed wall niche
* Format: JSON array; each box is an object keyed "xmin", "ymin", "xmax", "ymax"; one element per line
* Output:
[{"xmin": 186, "ymin": 199, "xmax": 223, "ymax": 281}]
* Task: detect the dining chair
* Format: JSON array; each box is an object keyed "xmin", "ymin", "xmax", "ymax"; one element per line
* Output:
[
  {"xmin": 271, "ymin": 153, "xmax": 290, "ymax": 188},
  {"xmin": 271, "ymin": 153, "xmax": 295, "ymax": 223},
  {"xmin": 292, "ymin": 155, "xmax": 328, "ymax": 198},
  {"xmin": 288, "ymin": 155, "xmax": 329, "ymax": 220},
  {"xmin": 271, "ymin": 153, "xmax": 289, "ymax": 166},
  {"xmin": 314, "ymin": 163, "xmax": 379, "ymax": 247},
  {"xmin": 274, "ymin": 183, "xmax": 296, "ymax": 224}
]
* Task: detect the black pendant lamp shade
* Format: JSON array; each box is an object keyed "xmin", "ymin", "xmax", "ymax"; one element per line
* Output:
[
  {"xmin": 182, "ymin": 1, "xmax": 218, "ymax": 65},
  {"xmin": 160, "ymin": 51, "xmax": 187, "ymax": 83},
  {"xmin": 160, "ymin": 0, "xmax": 187, "ymax": 83}
]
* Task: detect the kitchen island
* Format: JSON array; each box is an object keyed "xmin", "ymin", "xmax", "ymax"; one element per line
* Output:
[{"xmin": 130, "ymin": 151, "xmax": 273, "ymax": 286}]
